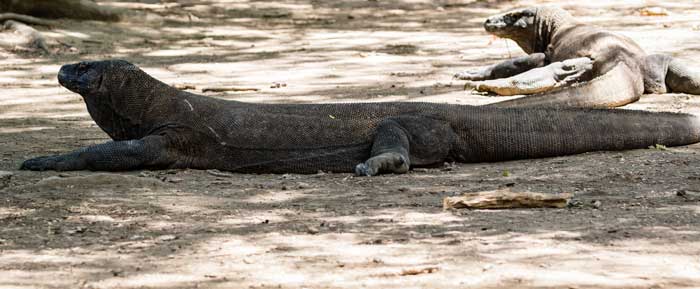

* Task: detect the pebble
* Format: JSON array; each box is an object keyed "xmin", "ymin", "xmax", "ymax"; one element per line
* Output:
[
  {"xmin": 166, "ymin": 177, "xmax": 184, "ymax": 183},
  {"xmin": 0, "ymin": 171, "xmax": 13, "ymax": 180},
  {"xmin": 307, "ymin": 226, "xmax": 319, "ymax": 234},
  {"xmin": 156, "ymin": 235, "xmax": 178, "ymax": 242}
]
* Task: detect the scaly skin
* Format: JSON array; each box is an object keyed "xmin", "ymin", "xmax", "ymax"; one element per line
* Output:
[
  {"xmin": 456, "ymin": 6, "xmax": 700, "ymax": 108},
  {"xmin": 20, "ymin": 60, "xmax": 700, "ymax": 175}
]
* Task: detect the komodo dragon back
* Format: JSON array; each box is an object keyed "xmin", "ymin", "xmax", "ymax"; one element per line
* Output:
[{"xmin": 19, "ymin": 60, "xmax": 700, "ymax": 175}]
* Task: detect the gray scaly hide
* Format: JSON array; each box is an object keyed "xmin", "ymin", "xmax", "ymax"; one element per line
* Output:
[{"xmin": 21, "ymin": 60, "xmax": 700, "ymax": 175}]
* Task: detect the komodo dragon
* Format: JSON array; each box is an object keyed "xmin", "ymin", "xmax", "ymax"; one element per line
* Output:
[
  {"xmin": 455, "ymin": 6, "xmax": 700, "ymax": 108},
  {"xmin": 20, "ymin": 60, "xmax": 700, "ymax": 175}
]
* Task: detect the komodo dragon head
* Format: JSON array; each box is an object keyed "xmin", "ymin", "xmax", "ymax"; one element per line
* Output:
[
  {"xmin": 57, "ymin": 59, "xmax": 167, "ymax": 140},
  {"xmin": 484, "ymin": 6, "xmax": 573, "ymax": 54}
]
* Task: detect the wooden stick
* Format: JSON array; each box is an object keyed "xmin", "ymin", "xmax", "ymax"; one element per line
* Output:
[
  {"xmin": 443, "ymin": 189, "xmax": 572, "ymax": 210},
  {"xmin": 173, "ymin": 84, "xmax": 196, "ymax": 90},
  {"xmin": 202, "ymin": 86, "xmax": 260, "ymax": 93}
]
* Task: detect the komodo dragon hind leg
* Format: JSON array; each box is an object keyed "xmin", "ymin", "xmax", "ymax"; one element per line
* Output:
[
  {"xmin": 645, "ymin": 54, "xmax": 700, "ymax": 95},
  {"xmin": 666, "ymin": 57, "xmax": 700, "ymax": 95},
  {"xmin": 355, "ymin": 119, "xmax": 410, "ymax": 176},
  {"xmin": 454, "ymin": 53, "xmax": 546, "ymax": 81},
  {"xmin": 355, "ymin": 117, "xmax": 456, "ymax": 176},
  {"xmin": 465, "ymin": 57, "xmax": 593, "ymax": 96}
]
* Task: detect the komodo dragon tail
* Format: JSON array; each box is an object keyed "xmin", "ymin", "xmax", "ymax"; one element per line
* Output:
[
  {"xmin": 486, "ymin": 62, "xmax": 642, "ymax": 108},
  {"xmin": 473, "ymin": 107, "xmax": 700, "ymax": 163}
]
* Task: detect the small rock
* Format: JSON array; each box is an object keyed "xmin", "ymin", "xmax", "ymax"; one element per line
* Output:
[
  {"xmin": 270, "ymin": 82, "xmax": 287, "ymax": 89},
  {"xmin": 66, "ymin": 226, "xmax": 87, "ymax": 235},
  {"xmin": 156, "ymin": 235, "xmax": 178, "ymax": 242},
  {"xmin": 306, "ymin": 226, "xmax": 319, "ymax": 234},
  {"xmin": 592, "ymin": 200, "xmax": 602, "ymax": 209},
  {"xmin": 129, "ymin": 235, "xmax": 144, "ymax": 240},
  {"xmin": 166, "ymin": 177, "xmax": 184, "ymax": 183},
  {"xmin": 0, "ymin": 171, "xmax": 13, "ymax": 182}
]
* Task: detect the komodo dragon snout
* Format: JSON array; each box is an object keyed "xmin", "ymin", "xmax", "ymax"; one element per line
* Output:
[
  {"xmin": 483, "ymin": 7, "xmax": 536, "ymax": 37},
  {"xmin": 58, "ymin": 61, "xmax": 106, "ymax": 94}
]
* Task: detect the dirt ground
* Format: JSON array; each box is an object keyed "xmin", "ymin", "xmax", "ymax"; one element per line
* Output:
[{"xmin": 2, "ymin": 0, "xmax": 700, "ymax": 288}]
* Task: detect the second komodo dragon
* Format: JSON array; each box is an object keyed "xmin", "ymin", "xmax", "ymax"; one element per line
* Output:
[
  {"xmin": 455, "ymin": 6, "xmax": 700, "ymax": 108},
  {"xmin": 20, "ymin": 60, "xmax": 700, "ymax": 175}
]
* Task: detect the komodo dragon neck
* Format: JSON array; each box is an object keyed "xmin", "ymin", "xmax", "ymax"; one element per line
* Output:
[
  {"xmin": 83, "ymin": 66, "xmax": 176, "ymax": 141},
  {"xmin": 519, "ymin": 7, "xmax": 575, "ymax": 55}
]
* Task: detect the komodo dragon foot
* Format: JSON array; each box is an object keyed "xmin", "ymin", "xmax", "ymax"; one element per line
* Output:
[
  {"xmin": 454, "ymin": 53, "xmax": 547, "ymax": 81},
  {"xmin": 464, "ymin": 57, "xmax": 593, "ymax": 96},
  {"xmin": 355, "ymin": 152, "xmax": 410, "ymax": 176}
]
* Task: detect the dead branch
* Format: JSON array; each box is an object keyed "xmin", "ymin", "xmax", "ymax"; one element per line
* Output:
[
  {"xmin": 202, "ymin": 87, "xmax": 260, "ymax": 93},
  {"xmin": 443, "ymin": 189, "xmax": 573, "ymax": 210}
]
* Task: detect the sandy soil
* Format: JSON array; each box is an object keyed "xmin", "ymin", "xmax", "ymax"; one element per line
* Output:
[{"xmin": 2, "ymin": 0, "xmax": 700, "ymax": 288}]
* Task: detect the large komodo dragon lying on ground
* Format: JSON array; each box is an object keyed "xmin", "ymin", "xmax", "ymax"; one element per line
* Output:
[
  {"xmin": 455, "ymin": 6, "xmax": 700, "ymax": 108},
  {"xmin": 20, "ymin": 60, "xmax": 700, "ymax": 175}
]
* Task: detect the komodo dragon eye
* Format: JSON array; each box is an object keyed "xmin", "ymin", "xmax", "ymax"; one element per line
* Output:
[{"xmin": 77, "ymin": 62, "xmax": 90, "ymax": 73}]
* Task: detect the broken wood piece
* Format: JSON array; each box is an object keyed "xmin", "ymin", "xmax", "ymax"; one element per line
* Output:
[
  {"xmin": 202, "ymin": 86, "xmax": 260, "ymax": 93},
  {"xmin": 173, "ymin": 84, "xmax": 196, "ymax": 90},
  {"xmin": 399, "ymin": 266, "xmax": 440, "ymax": 276},
  {"xmin": 3, "ymin": 20, "xmax": 50, "ymax": 53},
  {"xmin": 0, "ymin": 13, "xmax": 54, "ymax": 26},
  {"xmin": 443, "ymin": 190, "xmax": 573, "ymax": 210},
  {"xmin": 639, "ymin": 7, "xmax": 669, "ymax": 17}
]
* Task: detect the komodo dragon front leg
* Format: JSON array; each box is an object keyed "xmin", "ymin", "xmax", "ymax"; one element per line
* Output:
[
  {"xmin": 454, "ymin": 53, "xmax": 546, "ymax": 81},
  {"xmin": 464, "ymin": 57, "xmax": 593, "ymax": 96},
  {"xmin": 355, "ymin": 116, "xmax": 457, "ymax": 176},
  {"xmin": 21, "ymin": 135, "xmax": 173, "ymax": 171}
]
